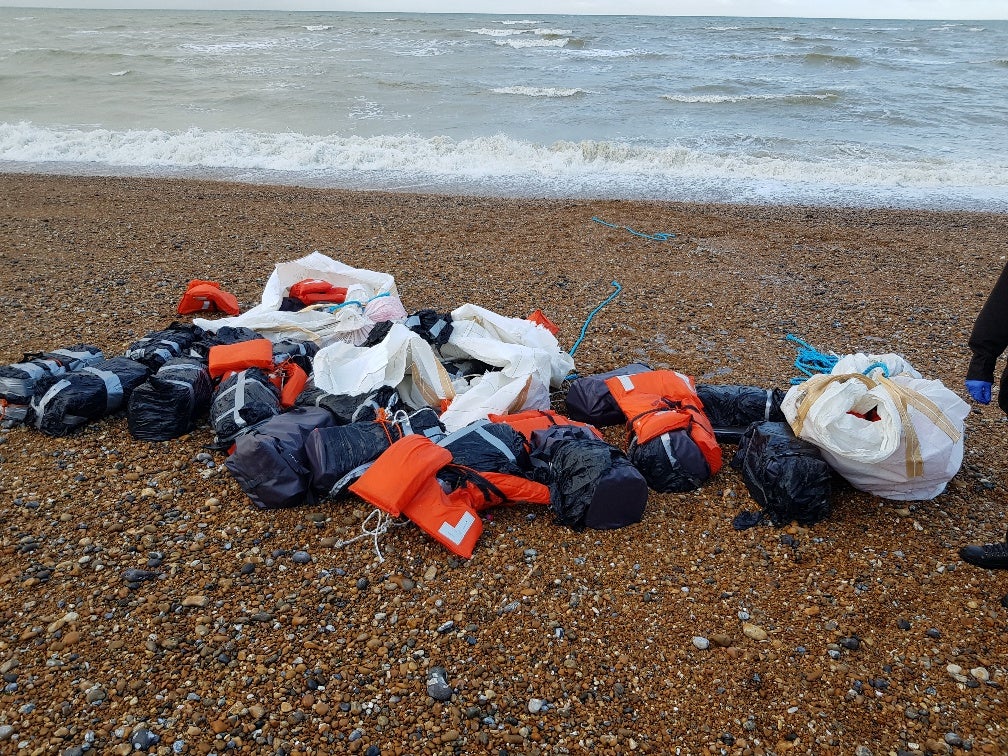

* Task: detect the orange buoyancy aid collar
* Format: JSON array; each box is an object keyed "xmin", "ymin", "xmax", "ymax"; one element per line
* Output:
[
  {"xmin": 349, "ymin": 434, "xmax": 453, "ymax": 518},
  {"xmin": 177, "ymin": 280, "xmax": 241, "ymax": 316},
  {"xmin": 488, "ymin": 409, "xmax": 603, "ymax": 442},
  {"xmin": 289, "ymin": 279, "xmax": 348, "ymax": 305},
  {"xmin": 208, "ymin": 339, "xmax": 275, "ymax": 380},
  {"xmin": 604, "ymin": 370, "xmax": 722, "ymax": 475}
]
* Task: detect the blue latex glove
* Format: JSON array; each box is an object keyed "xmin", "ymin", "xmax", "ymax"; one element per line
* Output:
[{"xmin": 966, "ymin": 379, "xmax": 992, "ymax": 404}]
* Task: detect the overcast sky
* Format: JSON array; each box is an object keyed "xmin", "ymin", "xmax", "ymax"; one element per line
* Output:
[{"xmin": 0, "ymin": 0, "xmax": 1004, "ymax": 19}]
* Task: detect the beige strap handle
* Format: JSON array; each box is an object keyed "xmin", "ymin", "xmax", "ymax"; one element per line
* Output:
[{"xmin": 791, "ymin": 372, "xmax": 960, "ymax": 479}]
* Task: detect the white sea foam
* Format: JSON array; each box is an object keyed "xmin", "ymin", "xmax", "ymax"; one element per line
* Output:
[
  {"xmin": 304, "ymin": 25, "xmax": 333, "ymax": 31},
  {"xmin": 495, "ymin": 38, "xmax": 568, "ymax": 49},
  {"xmin": 662, "ymin": 92, "xmax": 838, "ymax": 104},
  {"xmin": 534, "ymin": 29, "xmax": 572, "ymax": 36},
  {"xmin": 109, "ymin": 70, "xmax": 130, "ymax": 77},
  {"xmin": 181, "ymin": 40, "xmax": 279, "ymax": 54},
  {"xmin": 466, "ymin": 28, "xmax": 526, "ymax": 37},
  {"xmin": 491, "ymin": 86, "xmax": 589, "ymax": 97},
  {"xmin": 1, "ymin": 122, "xmax": 1003, "ymax": 209},
  {"xmin": 500, "ymin": 20, "xmax": 538, "ymax": 25},
  {"xmin": 565, "ymin": 48, "xmax": 652, "ymax": 59}
]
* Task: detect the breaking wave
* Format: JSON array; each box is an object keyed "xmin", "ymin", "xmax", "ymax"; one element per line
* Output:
[
  {"xmin": 662, "ymin": 92, "xmax": 839, "ymax": 105},
  {"xmin": 0, "ymin": 121, "xmax": 1004, "ymax": 210},
  {"xmin": 491, "ymin": 86, "xmax": 590, "ymax": 97}
]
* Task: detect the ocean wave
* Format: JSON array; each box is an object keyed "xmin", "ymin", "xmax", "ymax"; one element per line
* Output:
[
  {"xmin": 500, "ymin": 20, "xmax": 538, "ymax": 25},
  {"xmin": 180, "ymin": 40, "xmax": 279, "ymax": 54},
  {"xmin": 534, "ymin": 29, "xmax": 572, "ymax": 36},
  {"xmin": 495, "ymin": 37, "xmax": 568, "ymax": 49},
  {"xmin": 304, "ymin": 25, "xmax": 333, "ymax": 31},
  {"xmin": 1, "ymin": 123, "xmax": 1003, "ymax": 204},
  {"xmin": 491, "ymin": 86, "xmax": 590, "ymax": 97},
  {"xmin": 109, "ymin": 70, "xmax": 131, "ymax": 77},
  {"xmin": 803, "ymin": 53, "xmax": 862, "ymax": 67},
  {"xmin": 466, "ymin": 27, "xmax": 525, "ymax": 37},
  {"xmin": 564, "ymin": 47, "xmax": 656, "ymax": 59},
  {"xmin": 662, "ymin": 92, "xmax": 839, "ymax": 105}
]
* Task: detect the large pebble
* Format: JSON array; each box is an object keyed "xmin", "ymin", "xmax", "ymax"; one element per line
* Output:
[
  {"xmin": 742, "ymin": 623, "xmax": 767, "ymax": 641},
  {"xmin": 427, "ymin": 667, "xmax": 453, "ymax": 701}
]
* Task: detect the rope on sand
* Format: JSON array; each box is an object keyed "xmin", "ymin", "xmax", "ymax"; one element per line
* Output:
[
  {"xmin": 591, "ymin": 215, "xmax": 676, "ymax": 242},
  {"xmin": 565, "ymin": 280, "xmax": 623, "ymax": 383}
]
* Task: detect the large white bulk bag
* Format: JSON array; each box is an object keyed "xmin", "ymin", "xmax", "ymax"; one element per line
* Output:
[{"xmin": 781, "ymin": 368, "xmax": 969, "ymax": 501}]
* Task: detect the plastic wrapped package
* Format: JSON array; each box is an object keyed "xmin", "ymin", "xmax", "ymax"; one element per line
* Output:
[
  {"xmin": 209, "ymin": 368, "xmax": 281, "ymax": 445},
  {"xmin": 127, "ymin": 358, "xmax": 213, "ymax": 441},
  {"xmin": 695, "ymin": 384, "xmax": 787, "ymax": 444},
  {"xmin": 730, "ymin": 421, "xmax": 833, "ymax": 527},
  {"xmin": 28, "ymin": 357, "xmax": 150, "ymax": 436}
]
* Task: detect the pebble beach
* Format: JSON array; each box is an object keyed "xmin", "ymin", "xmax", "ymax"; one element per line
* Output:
[{"xmin": 1, "ymin": 172, "xmax": 1007, "ymax": 756}]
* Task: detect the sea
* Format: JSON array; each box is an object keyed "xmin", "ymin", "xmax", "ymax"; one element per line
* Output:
[{"xmin": 1, "ymin": 8, "xmax": 1006, "ymax": 210}]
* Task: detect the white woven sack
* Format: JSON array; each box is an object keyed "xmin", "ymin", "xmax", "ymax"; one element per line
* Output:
[
  {"xmin": 439, "ymin": 371, "xmax": 549, "ymax": 432},
  {"xmin": 313, "ymin": 323, "xmax": 454, "ymax": 409},
  {"xmin": 782, "ymin": 371, "xmax": 969, "ymax": 501}
]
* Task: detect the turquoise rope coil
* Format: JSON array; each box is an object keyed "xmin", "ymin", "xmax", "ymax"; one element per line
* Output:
[
  {"xmin": 786, "ymin": 334, "xmax": 892, "ymax": 384},
  {"xmin": 592, "ymin": 216, "xmax": 675, "ymax": 242}
]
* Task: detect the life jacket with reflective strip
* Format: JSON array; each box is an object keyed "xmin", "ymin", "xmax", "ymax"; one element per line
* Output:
[
  {"xmin": 289, "ymin": 279, "xmax": 348, "ymax": 306},
  {"xmin": 208, "ymin": 339, "xmax": 274, "ymax": 380},
  {"xmin": 604, "ymin": 370, "xmax": 722, "ymax": 476},
  {"xmin": 177, "ymin": 280, "xmax": 240, "ymax": 316},
  {"xmin": 349, "ymin": 434, "xmax": 549, "ymax": 558},
  {"xmin": 488, "ymin": 409, "xmax": 603, "ymax": 442}
]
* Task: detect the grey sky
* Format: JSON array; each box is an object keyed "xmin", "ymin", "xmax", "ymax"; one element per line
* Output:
[{"xmin": 0, "ymin": 1, "xmax": 1005, "ymax": 19}]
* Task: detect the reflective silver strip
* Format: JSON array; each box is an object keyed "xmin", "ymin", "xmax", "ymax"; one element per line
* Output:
[
  {"xmin": 0, "ymin": 376, "xmax": 33, "ymax": 398},
  {"xmin": 617, "ymin": 374, "xmax": 636, "ymax": 391},
  {"xmin": 475, "ymin": 425, "xmax": 516, "ymax": 462},
  {"xmin": 232, "ymin": 373, "xmax": 248, "ymax": 429},
  {"xmin": 660, "ymin": 432, "xmax": 675, "ymax": 465},
  {"xmin": 404, "ymin": 315, "xmax": 420, "ymax": 329},
  {"xmin": 82, "ymin": 367, "xmax": 125, "ymax": 412},
  {"xmin": 153, "ymin": 348, "xmax": 174, "ymax": 364},
  {"xmin": 437, "ymin": 418, "xmax": 491, "ymax": 448},
  {"xmin": 157, "ymin": 363, "xmax": 203, "ymax": 377},
  {"xmin": 31, "ymin": 379, "xmax": 71, "ymax": 428},
  {"xmin": 428, "ymin": 319, "xmax": 447, "ymax": 339},
  {"xmin": 328, "ymin": 462, "xmax": 374, "ymax": 497},
  {"xmin": 11, "ymin": 360, "xmax": 63, "ymax": 380},
  {"xmin": 764, "ymin": 390, "xmax": 773, "ymax": 421},
  {"xmin": 48, "ymin": 348, "xmax": 102, "ymax": 367}
]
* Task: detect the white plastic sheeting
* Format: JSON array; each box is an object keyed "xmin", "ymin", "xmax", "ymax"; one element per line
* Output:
[{"xmin": 194, "ymin": 252, "xmax": 402, "ymax": 346}]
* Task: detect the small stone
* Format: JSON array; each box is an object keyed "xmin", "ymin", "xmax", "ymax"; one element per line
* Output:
[
  {"xmin": 926, "ymin": 628, "xmax": 942, "ymax": 639},
  {"xmin": 970, "ymin": 667, "xmax": 990, "ymax": 682},
  {"xmin": 692, "ymin": 636, "xmax": 710, "ymax": 650},
  {"xmin": 0, "ymin": 725, "xmax": 13, "ymax": 741},
  {"xmin": 437, "ymin": 620, "xmax": 455, "ymax": 634},
  {"xmin": 839, "ymin": 636, "xmax": 861, "ymax": 651},
  {"xmin": 292, "ymin": 550, "xmax": 311, "ymax": 564},
  {"xmin": 945, "ymin": 733, "xmax": 963, "ymax": 747},
  {"xmin": 123, "ymin": 569, "xmax": 157, "ymax": 583},
  {"xmin": 130, "ymin": 727, "xmax": 159, "ymax": 750},
  {"xmin": 855, "ymin": 747, "xmax": 873, "ymax": 756},
  {"xmin": 181, "ymin": 595, "xmax": 208, "ymax": 608},
  {"xmin": 709, "ymin": 634, "xmax": 733, "ymax": 648},
  {"xmin": 365, "ymin": 747, "xmax": 380, "ymax": 756},
  {"xmin": 897, "ymin": 618, "xmax": 911, "ymax": 630},
  {"xmin": 356, "ymin": 577, "xmax": 369, "ymax": 591},
  {"xmin": 742, "ymin": 623, "xmax": 767, "ymax": 641},
  {"xmin": 528, "ymin": 698, "xmax": 545, "ymax": 714},
  {"xmin": 427, "ymin": 666, "xmax": 453, "ymax": 701},
  {"xmin": 85, "ymin": 686, "xmax": 107, "ymax": 704}
]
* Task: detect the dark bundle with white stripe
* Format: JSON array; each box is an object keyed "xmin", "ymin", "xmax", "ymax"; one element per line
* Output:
[
  {"xmin": 0, "ymin": 345, "xmax": 104, "ymax": 405},
  {"xmin": 124, "ymin": 323, "xmax": 203, "ymax": 372},
  {"xmin": 210, "ymin": 367, "xmax": 281, "ymax": 446},
  {"xmin": 127, "ymin": 357, "xmax": 214, "ymax": 441},
  {"xmin": 27, "ymin": 357, "xmax": 150, "ymax": 436}
]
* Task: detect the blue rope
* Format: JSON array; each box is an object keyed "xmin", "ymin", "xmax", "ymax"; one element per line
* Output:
[
  {"xmin": 592, "ymin": 216, "xmax": 675, "ymax": 242},
  {"xmin": 787, "ymin": 334, "xmax": 892, "ymax": 384},
  {"xmin": 786, "ymin": 334, "xmax": 838, "ymax": 385},
  {"xmin": 569, "ymin": 281, "xmax": 622, "ymax": 359}
]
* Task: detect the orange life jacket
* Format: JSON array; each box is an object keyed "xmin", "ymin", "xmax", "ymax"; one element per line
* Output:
[
  {"xmin": 208, "ymin": 339, "xmax": 274, "ymax": 380},
  {"xmin": 269, "ymin": 361, "xmax": 308, "ymax": 408},
  {"xmin": 604, "ymin": 370, "xmax": 722, "ymax": 476},
  {"xmin": 349, "ymin": 435, "xmax": 549, "ymax": 558},
  {"xmin": 177, "ymin": 280, "xmax": 240, "ymax": 316},
  {"xmin": 349, "ymin": 434, "xmax": 453, "ymax": 518},
  {"xmin": 289, "ymin": 279, "xmax": 348, "ymax": 306},
  {"xmin": 527, "ymin": 309, "xmax": 559, "ymax": 335},
  {"xmin": 488, "ymin": 409, "xmax": 603, "ymax": 442}
]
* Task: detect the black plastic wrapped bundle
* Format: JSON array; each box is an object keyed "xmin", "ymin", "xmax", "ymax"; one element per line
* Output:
[
  {"xmin": 0, "ymin": 344, "xmax": 104, "ymax": 406},
  {"xmin": 438, "ymin": 420, "xmax": 531, "ymax": 476},
  {"xmin": 210, "ymin": 368, "xmax": 280, "ymax": 445},
  {"xmin": 730, "ymin": 421, "xmax": 833, "ymax": 527},
  {"xmin": 27, "ymin": 357, "xmax": 150, "ymax": 436},
  {"xmin": 627, "ymin": 430, "xmax": 712, "ymax": 493},
  {"xmin": 125, "ymin": 323, "xmax": 203, "ymax": 371},
  {"xmin": 304, "ymin": 407, "xmax": 445, "ymax": 497},
  {"xmin": 564, "ymin": 363, "xmax": 651, "ymax": 427},
  {"xmin": 225, "ymin": 406, "xmax": 337, "ymax": 510},
  {"xmin": 127, "ymin": 357, "xmax": 213, "ymax": 441},
  {"xmin": 529, "ymin": 425, "xmax": 648, "ymax": 530},
  {"xmin": 295, "ymin": 383, "xmax": 407, "ymax": 425},
  {"xmin": 695, "ymin": 384, "xmax": 787, "ymax": 444},
  {"xmin": 404, "ymin": 309, "xmax": 454, "ymax": 350},
  {"xmin": 272, "ymin": 339, "xmax": 318, "ymax": 375}
]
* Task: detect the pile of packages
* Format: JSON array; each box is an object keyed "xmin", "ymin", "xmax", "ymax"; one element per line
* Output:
[{"xmin": 0, "ymin": 253, "xmax": 972, "ymax": 557}]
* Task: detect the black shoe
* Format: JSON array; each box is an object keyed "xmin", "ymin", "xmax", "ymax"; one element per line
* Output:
[{"xmin": 959, "ymin": 541, "xmax": 1008, "ymax": 570}]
